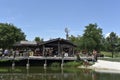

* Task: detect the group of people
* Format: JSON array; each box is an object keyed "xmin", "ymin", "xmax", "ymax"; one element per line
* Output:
[
  {"xmin": 77, "ymin": 49, "xmax": 99, "ymax": 62},
  {"xmin": 92, "ymin": 50, "xmax": 98, "ymax": 61},
  {"xmin": 0, "ymin": 48, "xmax": 26, "ymax": 57}
]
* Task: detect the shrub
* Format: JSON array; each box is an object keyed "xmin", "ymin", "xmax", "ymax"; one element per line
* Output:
[
  {"xmin": 50, "ymin": 62, "xmax": 60, "ymax": 67},
  {"xmin": 64, "ymin": 61, "xmax": 82, "ymax": 67}
]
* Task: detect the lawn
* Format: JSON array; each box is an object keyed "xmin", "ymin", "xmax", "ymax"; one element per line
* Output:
[{"xmin": 101, "ymin": 51, "xmax": 120, "ymax": 58}]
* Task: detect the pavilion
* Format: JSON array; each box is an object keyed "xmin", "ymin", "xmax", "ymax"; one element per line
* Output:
[{"xmin": 13, "ymin": 38, "xmax": 77, "ymax": 57}]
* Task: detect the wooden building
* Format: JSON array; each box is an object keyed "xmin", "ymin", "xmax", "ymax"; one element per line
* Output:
[{"xmin": 13, "ymin": 38, "xmax": 76, "ymax": 57}]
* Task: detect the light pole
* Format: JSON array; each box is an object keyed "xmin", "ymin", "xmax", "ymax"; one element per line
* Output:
[{"xmin": 65, "ymin": 28, "xmax": 69, "ymax": 40}]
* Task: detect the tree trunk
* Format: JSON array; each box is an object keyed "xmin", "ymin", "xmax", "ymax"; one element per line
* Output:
[{"xmin": 112, "ymin": 51, "xmax": 114, "ymax": 58}]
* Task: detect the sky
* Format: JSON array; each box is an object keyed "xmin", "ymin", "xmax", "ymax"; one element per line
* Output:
[{"xmin": 0, "ymin": 0, "xmax": 120, "ymax": 41}]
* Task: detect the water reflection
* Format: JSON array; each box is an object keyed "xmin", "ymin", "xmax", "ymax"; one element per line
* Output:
[{"xmin": 0, "ymin": 67, "xmax": 120, "ymax": 80}]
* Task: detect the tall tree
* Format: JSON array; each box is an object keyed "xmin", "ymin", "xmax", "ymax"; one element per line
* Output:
[
  {"xmin": 106, "ymin": 32, "xmax": 118, "ymax": 58},
  {"xmin": 117, "ymin": 37, "xmax": 120, "ymax": 52},
  {"xmin": 82, "ymin": 23, "xmax": 103, "ymax": 52},
  {"xmin": 0, "ymin": 23, "xmax": 26, "ymax": 49}
]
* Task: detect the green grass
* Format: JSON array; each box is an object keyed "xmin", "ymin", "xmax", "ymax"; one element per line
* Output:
[
  {"xmin": 0, "ymin": 59, "xmax": 20, "ymax": 62},
  {"xmin": 0, "ymin": 69, "xmax": 8, "ymax": 72},
  {"xmin": 101, "ymin": 51, "xmax": 120, "ymax": 58},
  {"xmin": 101, "ymin": 51, "xmax": 112, "ymax": 57},
  {"xmin": 99, "ymin": 51, "xmax": 120, "ymax": 62},
  {"xmin": 0, "ymin": 60, "xmax": 9, "ymax": 62},
  {"xmin": 99, "ymin": 57, "xmax": 120, "ymax": 62}
]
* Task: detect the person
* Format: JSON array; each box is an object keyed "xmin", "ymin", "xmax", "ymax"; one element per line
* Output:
[
  {"xmin": 4, "ymin": 49, "xmax": 9, "ymax": 56},
  {"xmin": 64, "ymin": 52, "xmax": 68, "ymax": 57},
  {"xmin": 92, "ymin": 50, "xmax": 98, "ymax": 62},
  {"xmin": 29, "ymin": 50, "xmax": 34, "ymax": 56},
  {"xmin": 75, "ymin": 51, "xmax": 81, "ymax": 61},
  {"xmin": 15, "ymin": 49, "xmax": 19, "ymax": 56}
]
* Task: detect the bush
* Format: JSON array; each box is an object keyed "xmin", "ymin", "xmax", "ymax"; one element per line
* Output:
[
  {"xmin": 64, "ymin": 61, "xmax": 82, "ymax": 67},
  {"xmin": 50, "ymin": 62, "xmax": 60, "ymax": 67}
]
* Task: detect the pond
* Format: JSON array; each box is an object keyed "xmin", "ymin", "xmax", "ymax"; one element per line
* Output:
[{"xmin": 0, "ymin": 67, "xmax": 120, "ymax": 80}]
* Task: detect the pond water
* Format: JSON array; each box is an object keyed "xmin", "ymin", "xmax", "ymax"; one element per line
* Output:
[{"xmin": 0, "ymin": 67, "xmax": 120, "ymax": 80}]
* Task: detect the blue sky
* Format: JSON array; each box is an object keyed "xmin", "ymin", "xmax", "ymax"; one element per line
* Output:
[{"xmin": 0, "ymin": 0, "xmax": 120, "ymax": 40}]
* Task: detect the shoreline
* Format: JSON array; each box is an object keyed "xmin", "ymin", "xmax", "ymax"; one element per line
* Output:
[{"xmin": 79, "ymin": 60, "xmax": 120, "ymax": 73}]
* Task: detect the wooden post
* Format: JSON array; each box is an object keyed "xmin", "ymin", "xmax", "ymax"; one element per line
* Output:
[
  {"xmin": 12, "ymin": 61, "xmax": 15, "ymax": 70},
  {"xmin": 61, "ymin": 56, "xmax": 64, "ymax": 68},
  {"xmin": 12, "ymin": 51, "xmax": 15, "ymax": 69},
  {"xmin": 58, "ymin": 41, "xmax": 60, "ymax": 56},
  {"xmin": 43, "ymin": 45, "xmax": 45, "ymax": 56},
  {"xmin": 44, "ymin": 59, "xmax": 47, "ymax": 69},
  {"xmin": 61, "ymin": 51, "xmax": 64, "ymax": 69},
  {"xmin": 43, "ymin": 45, "xmax": 47, "ymax": 69},
  {"xmin": 73, "ymin": 47, "xmax": 75, "ymax": 57},
  {"xmin": 26, "ymin": 51, "xmax": 30, "ymax": 69}
]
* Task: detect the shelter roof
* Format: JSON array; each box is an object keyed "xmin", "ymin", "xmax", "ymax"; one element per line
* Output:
[
  {"xmin": 38, "ymin": 38, "xmax": 76, "ymax": 47},
  {"xmin": 13, "ymin": 41, "xmax": 37, "ymax": 47},
  {"xmin": 13, "ymin": 38, "xmax": 76, "ymax": 47}
]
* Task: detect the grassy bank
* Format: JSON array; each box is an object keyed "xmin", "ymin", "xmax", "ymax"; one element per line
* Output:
[
  {"xmin": 101, "ymin": 51, "xmax": 120, "ymax": 58},
  {"xmin": 63, "ymin": 61, "xmax": 83, "ymax": 67},
  {"xmin": 50, "ymin": 61, "xmax": 83, "ymax": 68},
  {"xmin": 99, "ymin": 57, "xmax": 120, "ymax": 62}
]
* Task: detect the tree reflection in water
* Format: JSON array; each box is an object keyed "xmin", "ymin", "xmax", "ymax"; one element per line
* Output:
[{"xmin": 0, "ymin": 67, "xmax": 120, "ymax": 80}]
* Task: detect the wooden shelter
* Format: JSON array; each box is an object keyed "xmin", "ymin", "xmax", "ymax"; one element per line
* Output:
[
  {"xmin": 39, "ymin": 38, "xmax": 76, "ymax": 57},
  {"xmin": 13, "ymin": 38, "xmax": 76, "ymax": 57},
  {"xmin": 13, "ymin": 41, "xmax": 38, "ymax": 56}
]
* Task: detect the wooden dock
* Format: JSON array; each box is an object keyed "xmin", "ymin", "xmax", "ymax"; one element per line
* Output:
[
  {"xmin": 0, "ymin": 56, "xmax": 94, "ymax": 61},
  {"xmin": 0, "ymin": 55, "xmax": 94, "ymax": 67}
]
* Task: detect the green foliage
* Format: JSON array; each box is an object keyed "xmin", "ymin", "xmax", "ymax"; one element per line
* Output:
[
  {"xmin": 0, "ymin": 69, "xmax": 8, "ymax": 72},
  {"xmin": 105, "ymin": 32, "xmax": 119, "ymax": 58},
  {"xmin": 80, "ymin": 37, "xmax": 97, "ymax": 51},
  {"xmin": 50, "ymin": 62, "xmax": 60, "ymax": 67},
  {"xmin": 50, "ymin": 61, "xmax": 83, "ymax": 68},
  {"xmin": 0, "ymin": 60, "xmax": 9, "ymax": 62},
  {"xmin": 0, "ymin": 59, "xmax": 20, "ymax": 62},
  {"xmin": 0, "ymin": 23, "xmax": 26, "ymax": 49},
  {"xmin": 69, "ymin": 35, "xmax": 82, "ymax": 51},
  {"xmin": 83, "ymin": 23, "xmax": 103, "ymax": 51},
  {"xmin": 64, "ymin": 61, "xmax": 82, "ymax": 67},
  {"xmin": 69, "ymin": 23, "xmax": 120, "ymax": 58},
  {"xmin": 34, "ymin": 37, "xmax": 44, "ymax": 42},
  {"xmin": 106, "ymin": 32, "xmax": 118, "ymax": 51},
  {"xmin": 69, "ymin": 23, "xmax": 103, "ymax": 52}
]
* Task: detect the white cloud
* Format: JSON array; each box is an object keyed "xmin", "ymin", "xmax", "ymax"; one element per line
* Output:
[
  {"xmin": 105, "ymin": 33, "xmax": 110, "ymax": 38},
  {"xmin": 118, "ymin": 34, "xmax": 120, "ymax": 38},
  {"xmin": 105, "ymin": 33, "xmax": 120, "ymax": 38}
]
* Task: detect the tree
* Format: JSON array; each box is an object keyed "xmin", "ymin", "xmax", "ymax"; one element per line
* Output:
[
  {"xmin": 0, "ymin": 23, "xmax": 26, "ymax": 49},
  {"xmin": 106, "ymin": 32, "xmax": 118, "ymax": 58},
  {"xmin": 117, "ymin": 37, "xmax": 120, "ymax": 52},
  {"xmin": 69, "ymin": 35, "xmax": 82, "ymax": 51},
  {"xmin": 34, "ymin": 37, "xmax": 43, "ymax": 42},
  {"xmin": 82, "ymin": 23, "xmax": 103, "ymax": 52},
  {"xmin": 81, "ymin": 36, "xmax": 97, "ymax": 52}
]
